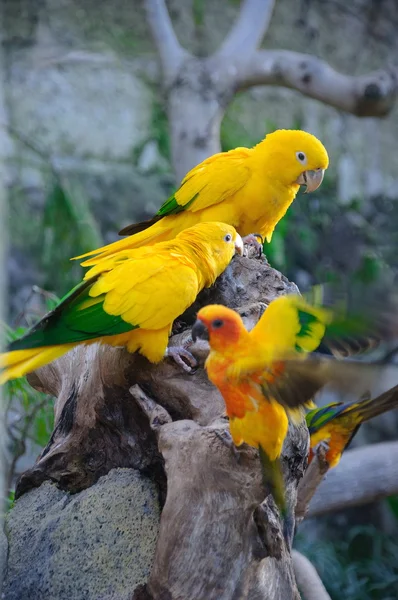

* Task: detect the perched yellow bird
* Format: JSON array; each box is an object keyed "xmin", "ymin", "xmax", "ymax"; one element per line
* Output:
[
  {"xmin": 192, "ymin": 293, "xmax": 396, "ymax": 539},
  {"xmin": 0, "ymin": 222, "xmax": 243, "ymax": 384},
  {"xmin": 306, "ymin": 390, "xmax": 398, "ymax": 468},
  {"xmin": 75, "ymin": 129, "xmax": 329, "ymax": 270}
]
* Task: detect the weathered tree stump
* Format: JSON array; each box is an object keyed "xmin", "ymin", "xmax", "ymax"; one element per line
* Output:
[{"xmin": 11, "ymin": 253, "xmax": 310, "ymax": 600}]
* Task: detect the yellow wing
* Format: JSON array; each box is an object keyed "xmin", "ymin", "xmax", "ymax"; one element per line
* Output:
[
  {"xmin": 90, "ymin": 252, "xmax": 200, "ymax": 331},
  {"xmin": 157, "ymin": 148, "xmax": 252, "ymax": 216},
  {"xmin": 250, "ymin": 294, "xmax": 330, "ymax": 357}
]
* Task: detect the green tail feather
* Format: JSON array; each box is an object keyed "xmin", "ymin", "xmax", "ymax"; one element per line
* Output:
[
  {"xmin": 258, "ymin": 446, "xmax": 295, "ymax": 545},
  {"xmin": 258, "ymin": 446, "xmax": 286, "ymax": 516},
  {"xmin": 8, "ymin": 276, "xmax": 136, "ymax": 351}
]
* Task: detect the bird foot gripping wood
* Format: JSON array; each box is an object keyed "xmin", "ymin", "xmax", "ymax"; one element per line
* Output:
[
  {"xmin": 165, "ymin": 335, "xmax": 197, "ymax": 373},
  {"xmin": 242, "ymin": 233, "xmax": 264, "ymax": 258}
]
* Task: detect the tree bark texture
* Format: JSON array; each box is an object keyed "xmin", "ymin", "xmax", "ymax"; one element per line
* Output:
[{"xmin": 16, "ymin": 252, "xmax": 309, "ymax": 600}]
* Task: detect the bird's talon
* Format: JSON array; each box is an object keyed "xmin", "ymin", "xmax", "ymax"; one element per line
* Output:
[
  {"xmin": 317, "ymin": 440, "xmax": 330, "ymax": 454},
  {"xmin": 242, "ymin": 234, "xmax": 264, "ymax": 258},
  {"xmin": 165, "ymin": 346, "xmax": 198, "ymax": 373}
]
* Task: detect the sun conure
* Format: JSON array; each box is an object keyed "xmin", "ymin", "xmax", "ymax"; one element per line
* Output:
[
  {"xmin": 191, "ymin": 291, "xmax": 398, "ymax": 541},
  {"xmin": 306, "ymin": 388, "xmax": 398, "ymax": 468}
]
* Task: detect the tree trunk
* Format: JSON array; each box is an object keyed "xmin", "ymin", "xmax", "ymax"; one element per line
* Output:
[
  {"xmin": 6, "ymin": 252, "xmax": 309, "ymax": 600},
  {"xmin": 167, "ymin": 57, "xmax": 235, "ymax": 182}
]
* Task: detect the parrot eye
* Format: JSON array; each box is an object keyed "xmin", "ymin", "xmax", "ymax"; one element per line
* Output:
[
  {"xmin": 212, "ymin": 319, "xmax": 224, "ymax": 329},
  {"xmin": 224, "ymin": 233, "xmax": 232, "ymax": 242},
  {"xmin": 296, "ymin": 151, "xmax": 307, "ymax": 164}
]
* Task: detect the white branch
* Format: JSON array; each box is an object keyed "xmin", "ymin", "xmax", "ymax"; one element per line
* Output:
[
  {"xmin": 235, "ymin": 49, "xmax": 398, "ymax": 117},
  {"xmin": 216, "ymin": 0, "xmax": 276, "ymax": 59},
  {"xmin": 307, "ymin": 441, "xmax": 398, "ymax": 518},
  {"xmin": 292, "ymin": 551, "xmax": 332, "ymax": 600},
  {"xmin": 144, "ymin": 0, "xmax": 188, "ymax": 81}
]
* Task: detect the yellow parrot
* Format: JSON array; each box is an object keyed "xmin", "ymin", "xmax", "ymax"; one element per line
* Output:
[
  {"xmin": 75, "ymin": 129, "xmax": 329, "ymax": 271},
  {"xmin": 0, "ymin": 222, "xmax": 243, "ymax": 384}
]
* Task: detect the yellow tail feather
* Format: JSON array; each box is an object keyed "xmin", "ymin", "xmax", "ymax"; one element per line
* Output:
[
  {"xmin": 73, "ymin": 223, "xmax": 174, "ymax": 265},
  {"xmin": 0, "ymin": 345, "xmax": 74, "ymax": 384}
]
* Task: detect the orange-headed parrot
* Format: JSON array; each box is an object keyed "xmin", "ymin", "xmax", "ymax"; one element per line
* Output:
[{"xmin": 191, "ymin": 292, "xmax": 398, "ymax": 540}]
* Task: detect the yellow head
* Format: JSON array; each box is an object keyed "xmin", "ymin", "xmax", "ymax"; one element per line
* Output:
[
  {"xmin": 253, "ymin": 129, "xmax": 329, "ymax": 193},
  {"xmin": 175, "ymin": 222, "xmax": 244, "ymax": 286}
]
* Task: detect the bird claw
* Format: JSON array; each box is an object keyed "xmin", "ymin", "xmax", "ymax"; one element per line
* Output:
[
  {"xmin": 314, "ymin": 440, "xmax": 330, "ymax": 468},
  {"xmin": 165, "ymin": 346, "xmax": 198, "ymax": 373},
  {"xmin": 214, "ymin": 429, "xmax": 241, "ymax": 463},
  {"xmin": 242, "ymin": 233, "xmax": 264, "ymax": 258},
  {"xmin": 317, "ymin": 440, "xmax": 330, "ymax": 455}
]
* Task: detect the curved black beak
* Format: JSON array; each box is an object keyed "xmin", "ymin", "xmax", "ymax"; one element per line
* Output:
[{"xmin": 192, "ymin": 319, "xmax": 209, "ymax": 342}]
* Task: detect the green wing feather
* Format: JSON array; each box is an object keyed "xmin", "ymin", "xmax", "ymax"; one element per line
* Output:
[
  {"xmin": 305, "ymin": 402, "xmax": 346, "ymax": 434},
  {"xmin": 118, "ymin": 192, "xmax": 199, "ymax": 236},
  {"xmin": 156, "ymin": 191, "xmax": 199, "ymax": 217},
  {"xmin": 9, "ymin": 276, "xmax": 136, "ymax": 351},
  {"xmin": 303, "ymin": 282, "xmax": 396, "ymax": 358}
]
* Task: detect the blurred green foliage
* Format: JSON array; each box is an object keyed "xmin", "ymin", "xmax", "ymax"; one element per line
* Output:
[
  {"xmin": 295, "ymin": 525, "xmax": 398, "ymax": 600},
  {"xmin": 150, "ymin": 101, "xmax": 171, "ymax": 161},
  {"xmin": 193, "ymin": 0, "xmax": 205, "ymax": 26},
  {"xmin": 2, "ymin": 294, "xmax": 57, "ymax": 509},
  {"xmin": 42, "ymin": 178, "xmax": 102, "ymax": 296}
]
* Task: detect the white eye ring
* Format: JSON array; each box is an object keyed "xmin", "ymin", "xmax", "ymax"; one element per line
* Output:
[
  {"xmin": 296, "ymin": 151, "xmax": 307, "ymax": 164},
  {"xmin": 224, "ymin": 233, "xmax": 232, "ymax": 242}
]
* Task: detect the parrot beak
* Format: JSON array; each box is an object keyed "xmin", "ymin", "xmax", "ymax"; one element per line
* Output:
[
  {"xmin": 234, "ymin": 234, "xmax": 244, "ymax": 256},
  {"xmin": 296, "ymin": 168, "xmax": 325, "ymax": 193},
  {"xmin": 192, "ymin": 319, "xmax": 209, "ymax": 342}
]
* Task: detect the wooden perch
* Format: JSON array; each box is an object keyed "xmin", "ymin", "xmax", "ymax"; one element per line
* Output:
[
  {"xmin": 295, "ymin": 444, "xmax": 329, "ymax": 523},
  {"xmin": 18, "ymin": 253, "xmax": 309, "ymax": 599},
  {"xmin": 130, "ymin": 384, "xmax": 307, "ymax": 600}
]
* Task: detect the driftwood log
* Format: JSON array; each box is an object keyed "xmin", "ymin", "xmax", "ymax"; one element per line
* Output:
[{"xmin": 16, "ymin": 251, "xmax": 318, "ymax": 600}]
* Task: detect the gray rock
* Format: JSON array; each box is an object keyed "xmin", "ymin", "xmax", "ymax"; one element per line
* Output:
[
  {"xmin": 0, "ymin": 526, "xmax": 8, "ymax": 591},
  {"xmin": 3, "ymin": 469, "xmax": 160, "ymax": 600}
]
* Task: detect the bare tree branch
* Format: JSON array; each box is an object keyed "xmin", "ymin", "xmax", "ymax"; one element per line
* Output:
[
  {"xmin": 295, "ymin": 444, "xmax": 329, "ymax": 523},
  {"xmin": 235, "ymin": 49, "xmax": 398, "ymax": 117},
  {"xmin": 216, "ymin": 0, "xmax": 276, "ymax": 59},
  {"xmin": 307, "ymin": 441, "xmax": 398, "ymax": 518},
  {"xmin": 144, "ymin": 0, "xmax": 188, "ymax": 81},
  {"xmin": 292, "ymin": 551, "xmax": 332, "ymax": 600}
]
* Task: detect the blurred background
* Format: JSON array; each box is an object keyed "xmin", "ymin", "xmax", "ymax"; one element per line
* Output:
[{"xmin": 2, "ymin": 1, "xmax": 398, "ymax": 597}]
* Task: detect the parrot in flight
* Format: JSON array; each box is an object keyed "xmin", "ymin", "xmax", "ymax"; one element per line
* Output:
[
  {"xmin": 74, "ymin": 129, "xmax": 329, "ymax": 272},
  {"xmin": 306, "ymin": 387, "xmax": 398, "ymax": 468},
  {"xmin": 0, "ymin": 222, "xmax": 243, "ymax": 384},
  {"xmin": 191, "ymin": 291, "xmax": 398, "ymax": 541}
]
